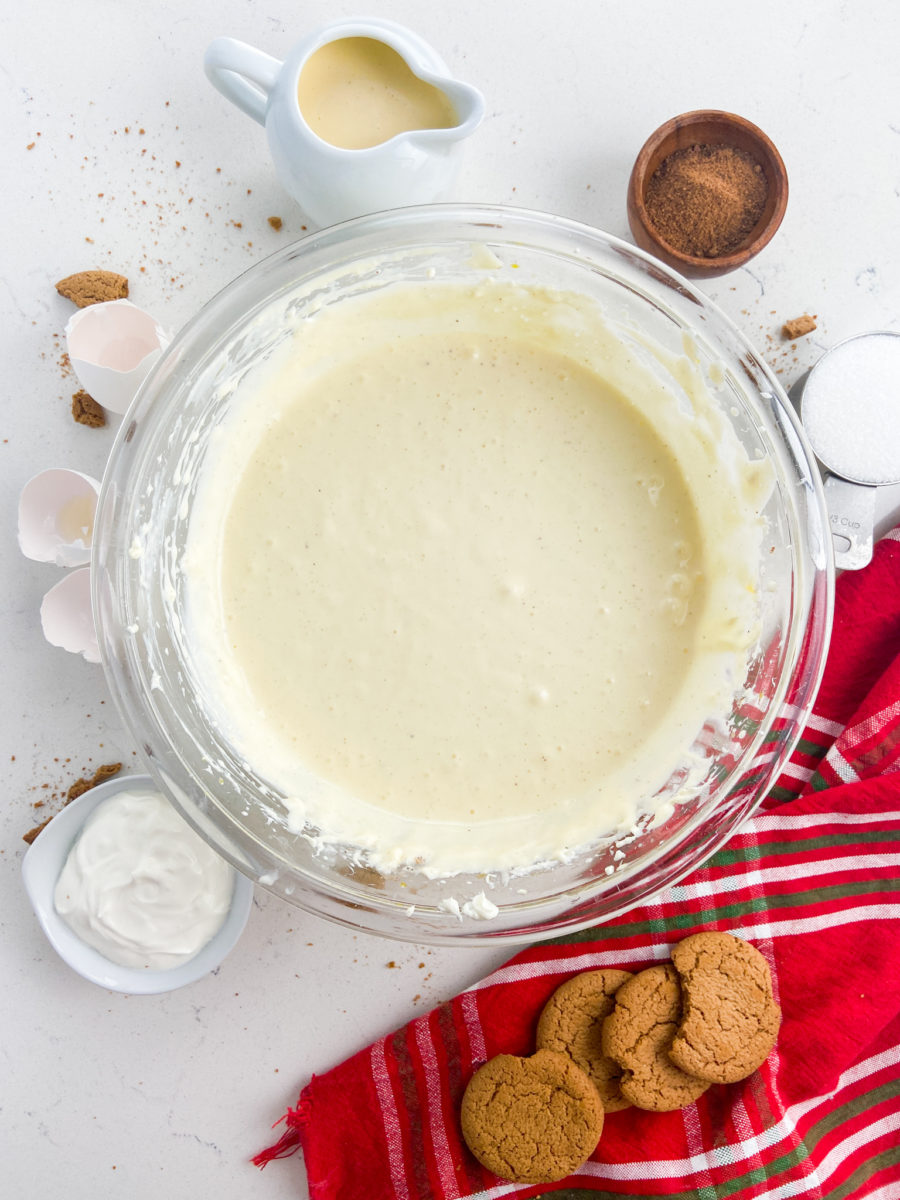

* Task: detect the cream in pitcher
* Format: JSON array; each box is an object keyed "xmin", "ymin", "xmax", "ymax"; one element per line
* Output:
[
  {"xmin": 297, "ymin": 37, "xmax": 459, "ymax": 150},
  {"xmin": 204, "ymin": 19, "xmax": 484, "ymax": 224}
]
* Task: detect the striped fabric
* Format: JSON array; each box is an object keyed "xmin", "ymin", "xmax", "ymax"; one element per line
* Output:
[{"xmin": 257, "ymin": 532, "xmax": 900, "ymax": 1199}]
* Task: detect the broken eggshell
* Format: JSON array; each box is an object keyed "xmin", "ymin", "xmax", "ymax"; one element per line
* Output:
[
  {"xmin": 66, "ymin": 299, "xmax": 169, "ymax": 415},
  {"xmin": 40, "ymin": 567, "xmax": 100, "ymax": 663},
  {"xmin": 18, "ymin": 468, "xmax": 101, "ymax": 567}
]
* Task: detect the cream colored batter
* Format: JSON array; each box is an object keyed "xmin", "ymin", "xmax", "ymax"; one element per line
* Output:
[
  {"xmin": 184, "ymin": 280, "xmax": 769, "ymax": 878},
  {"xmin": 297, "ymin": 37, "xmax": 458, "ymax": 150}
]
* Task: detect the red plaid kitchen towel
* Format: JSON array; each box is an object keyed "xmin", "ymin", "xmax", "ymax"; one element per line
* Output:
[{"xmin": 256, "ymin": 529, "xmax": 900, "ymax": 1200}]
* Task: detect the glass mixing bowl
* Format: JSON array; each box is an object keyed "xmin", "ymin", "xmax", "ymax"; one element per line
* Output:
[{"xmin": 93, "ymin": 204, "xmax": 833, "ymax": 945}]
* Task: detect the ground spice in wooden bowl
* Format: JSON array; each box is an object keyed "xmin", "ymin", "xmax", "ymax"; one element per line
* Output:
[
  {"xmin": 644, "ymin": 144, "xmax": 768, "ymax": 259},
  {"xmin": 626, "ymin": 110, "xmax": 788, "ymax": 279}
]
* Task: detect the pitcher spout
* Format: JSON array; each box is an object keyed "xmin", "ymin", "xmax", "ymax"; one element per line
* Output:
[
  {"xmin": 440, "ymin": 79, "xmax": 486, "ymax": 140},
  {"xmin": 402, "ymin": 77, "xmax": 485, "ymax": 155}
]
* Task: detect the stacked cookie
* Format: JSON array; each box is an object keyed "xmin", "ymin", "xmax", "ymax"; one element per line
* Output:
[{"xmin": 460, "ymin": 931, "xmax": 781, "ymax": 1185}]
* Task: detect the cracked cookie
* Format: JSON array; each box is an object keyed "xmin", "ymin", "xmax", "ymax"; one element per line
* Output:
[
  {"xmin": 460, "ymin": 1049, "xmax": 604, "ymax": 1184},
  {"xmin": 669, "ymin": 931, "xmax": 781, "ymax": 1084},
  {"xmin": 536, "ymin": 968, "xmax": 633, "ymax": 1112},
  {"xmin": 600, "ymin": 963, "xmax": 710, "ymax": 1111}
]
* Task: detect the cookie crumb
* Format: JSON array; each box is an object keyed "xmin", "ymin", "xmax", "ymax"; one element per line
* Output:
[
  {"xmin": 23, "ymin": 818, "xmax": 53, "ymax": 845},
  {"xmin": 267, "ymin": 216, "xmax": 283, "ymax": 231},
  {"xmin": 72, "ymin": 389, "xmax": 106, "ymax": 428},
  {"xmin": 782, "ymin": 314, "xmax": 817, "ymax": 340},
  {"xmin": 66, "ymin": 762, "xmax": 122, "ymax": 803},
  {"xmin": 23, "ymin": 763, "xmax": 123, "ymax": 844},
  {"xmin": 56, "ymin": 270, "xmax": 129, "ymax": 308}
]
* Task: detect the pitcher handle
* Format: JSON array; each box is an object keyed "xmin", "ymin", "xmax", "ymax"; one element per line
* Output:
[{"xmin": 204, "ymin": 37, "xmax": 283, "ymax": 126}]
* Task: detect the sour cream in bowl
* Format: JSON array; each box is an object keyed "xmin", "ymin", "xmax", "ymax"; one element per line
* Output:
[{"xmin": 22, "ymin": 775, "xmax": 253, "ymax": 994}]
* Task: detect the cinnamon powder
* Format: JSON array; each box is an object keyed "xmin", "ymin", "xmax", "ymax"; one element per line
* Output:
[{"xmin": 645, "ymin": 144, "xmax": 768, "ymax": 259}]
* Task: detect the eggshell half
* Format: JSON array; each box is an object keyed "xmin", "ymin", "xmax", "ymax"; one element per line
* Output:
[
  {"xmin": 18, "ymin": 469, "xmax": 101, "ymax": 567},
  {"xmin": 66, "ymin": 299, "xmax": 169, "ymax": 415},
  {"xmin": 40, "ymin": 567, "xmax": 100, "ymax": 663}
]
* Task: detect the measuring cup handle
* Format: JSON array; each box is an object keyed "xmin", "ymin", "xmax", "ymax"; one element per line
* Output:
[
  {"xmin": 824, "ymin": 475, "xmax": 876, "ymax": 570},
  {"xmin": 204, "ymin": 37, "xmax": 283, "ymax": 126}
]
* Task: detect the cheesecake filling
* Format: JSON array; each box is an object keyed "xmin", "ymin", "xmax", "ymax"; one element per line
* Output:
[{"xmin": 183, "ymin": 280, "xmax": 770, "ymax": 877}]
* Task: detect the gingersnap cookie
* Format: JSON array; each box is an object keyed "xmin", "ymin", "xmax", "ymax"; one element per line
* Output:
[
  {"xmin": 536, "ymin": 969, "xmax": 633, "ymax": 1112},
  {"xmin": 55, "ymin": 270, "xmax": 129, "ymax": 308},
  {"xmin": 460, "ymin": 1049, "xmax": 604, "ymax": 1184},
  {"xmin": 669, "ymin": 931, "xmax": 781, "ymax": 1084},
  {"xmin": 601, "ymin": 964, "xmax": 710, "ymax": 1112}
]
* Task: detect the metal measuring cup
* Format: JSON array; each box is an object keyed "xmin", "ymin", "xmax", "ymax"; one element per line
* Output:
[{"xmin": 793, "ymin": 331, "xmax": 900, "ymax": 570}]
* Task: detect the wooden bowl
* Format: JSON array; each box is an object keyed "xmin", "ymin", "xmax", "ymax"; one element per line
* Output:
[{"xmin": 627, "ymin": 110, "xmax": 788, "ymax": 279}]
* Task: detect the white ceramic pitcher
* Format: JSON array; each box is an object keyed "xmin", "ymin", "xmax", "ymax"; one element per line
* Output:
[{"xmin": 204, "ymin": 18, "xmax": 485, "ymax": 226}]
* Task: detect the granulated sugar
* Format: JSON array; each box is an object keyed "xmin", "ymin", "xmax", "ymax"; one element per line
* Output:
[{"xmin": 802, "ymin": 333, "xmax": 900, "ymax": 485}]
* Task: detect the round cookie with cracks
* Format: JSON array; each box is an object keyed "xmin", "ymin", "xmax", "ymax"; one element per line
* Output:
[
  {"xmin": 601, "ymin": 964, "xmax": 710, "ymax": 1111},
  {"xmin": 669, "ymin": 931, "xmax": 781, "ymax": 1084},
  {"xmin": 460, "ymin": 1049, "xmax": 605, "ymax": 1184},
  {"xmin": 536, "ymin": 968, "xmax": 634, "ymax": 1112}
]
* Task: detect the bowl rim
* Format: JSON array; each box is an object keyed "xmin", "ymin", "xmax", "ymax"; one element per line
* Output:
[
  {"xmin": 21, "ymin": 773, "xmax": 254, "ymax": 993},
  {"xmin": 91, "ymin": 202, "xmax": 833, "ymax": 945}
]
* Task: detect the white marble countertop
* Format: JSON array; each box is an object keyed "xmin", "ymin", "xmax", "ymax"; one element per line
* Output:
[{"xmin": 2, "ymin": 2, "xmax": 899, "ymax": 1196}]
